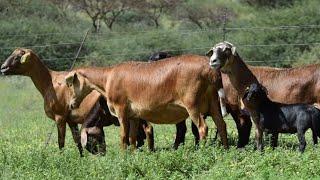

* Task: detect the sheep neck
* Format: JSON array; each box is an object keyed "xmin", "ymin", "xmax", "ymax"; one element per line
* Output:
[
  {"xmin": 76, "ymin": 67, "xmax": 108, "ymax": 95},
  {"xmin": 226, "ymin": 55, "xmax": 259, "ymax": 97},
  {"xmin": 28, "ymin": 57, "xmax": 54, "ymax": 98}
]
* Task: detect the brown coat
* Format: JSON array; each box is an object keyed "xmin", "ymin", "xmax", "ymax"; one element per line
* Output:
[
  {"xmin": 66, "ymin": 55, "xmax": 228, "ymax": 149},
  {"xmin": 0, "ymin": 48, "xmax": 116, "ymax": 155}
]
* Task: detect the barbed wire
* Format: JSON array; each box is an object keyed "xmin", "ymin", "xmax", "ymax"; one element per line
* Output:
[
  {"xmin": 225, "ymin": 24, "xmax": 320, "ymax": 30},
  {"xmin": 240, "ymin": 42, "xmax": 320, "ymax": 47},
  {"xmin": 1, "ymin": 25, "xmax": 319, "ymax": 64},
  {"xmin": 1, "ymin": 39, "xmax": 320, "ymax": 52},
  {"xmin": 37, "ymin": 42, "xmax": 320, "ymax": 62},
  {"xmin": 2, "ymin": 41, "xmax": 320, "ymax": 55},
  {"xmin": 0, "ymin": 42, "xmax": 82, "ymax": 50},
  {"xmin": 1, "ymin": 24, "xmax": 320, "ymax": 38}
]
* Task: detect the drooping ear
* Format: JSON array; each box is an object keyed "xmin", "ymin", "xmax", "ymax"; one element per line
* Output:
[
  {"xmin": 65, "ymin": 72, "xmax": 77, "ymax": 87},
  {"xmin": 20, "ymin": 52, "xmax": 31, "ymax": 64},
  {"xmin": 231, "ymin": 46, "xmax": 236, "ymax": 55},
  {"xmin": 222, "ymin": 41, "xmax": 236, "ymax": 55},
  {"xmin": 222, "ymin": 45, "xmax": 228, "ymax": 52},
  {"xmin": 206, "ymin": 49, "xmax": 213, "ymax": 57},
  {"xmin": 80, "ymin": 128, "xmax": 88, "ymax": 147}
]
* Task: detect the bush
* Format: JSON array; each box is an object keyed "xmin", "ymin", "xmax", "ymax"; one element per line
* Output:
[{"xmin": 227, "ymin": 0, "xmax": 320, "ymax": 67}]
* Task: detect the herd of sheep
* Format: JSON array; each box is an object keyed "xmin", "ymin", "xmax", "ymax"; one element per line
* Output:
[{"xmin": 1, "ymin": 41, "xmax": 319, "ymax": 156}]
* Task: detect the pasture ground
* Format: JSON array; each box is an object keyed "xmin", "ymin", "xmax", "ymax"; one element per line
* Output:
[{"xmin": 1, "ymin": 76, "xmax": 320, "ymax": 179}]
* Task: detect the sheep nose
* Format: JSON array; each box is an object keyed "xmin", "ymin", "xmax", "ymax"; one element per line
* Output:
[
  {"xmin": 209, "ymin": 60, "xmax": 216, "ymax": 67},
  {"xmin": 1, "ymin": 63, "xmax": 8, "ymax": 70},
  {"xmin": 209, "ymin": 59, "xmax": 219, "ymax": 68},
  {"xmin": 69, "ymin": 103, "xmax": 74, "ymax": 109},
  {"xmin": 69, "ymin": 101, "xmax": 77, "ymax": 109}
]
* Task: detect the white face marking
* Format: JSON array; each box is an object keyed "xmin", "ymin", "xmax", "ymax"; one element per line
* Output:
[{"xmin": 209, "ymin": 48, "xmax": 217, "ymax": 67}]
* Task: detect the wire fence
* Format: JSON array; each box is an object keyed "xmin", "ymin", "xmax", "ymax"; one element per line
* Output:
[
  {"xmin": 0, "ymin": 24, "xmax": 320, "ymax": 63},
  {"xmin": 1, "ymin": 23, "xmax": 320, "ymax": 67},
  {"xmin": 2, "ymin": 24, "xmax": 320, "ymax": 37}
]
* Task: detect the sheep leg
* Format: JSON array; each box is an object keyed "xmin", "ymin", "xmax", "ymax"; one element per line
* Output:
[
  {"xmin": 56, "ymin": 121, "xmax": 66, "ymax": 151},
  {"xmin": 116, "ymin": 106, "xmax": 130, "ymax": 150},
  {"xmin": 312, "ymin": 129, "xmax": 318, "ymax": 145},
  {"xmin": 255, "ymin": 128, "xmax": 263, "ymax": 151},
  {"xmin": 129, "ymin": 119, "xmax": 139, "ymax": 150},
  {"xmin": 187, "ymin": 108, "xmax": 208, "ymax": 142},
  {"xmin": 251, "ymin": 112, "xmax": 263, "ymax": 151},
  {"xmin": 137, "ymin": 120, "xmax": 146, "ymax": 148},
  {"xmin": 68, "ymin": 122, "xmax": 83, "ymax": 157},
  {"xmin": 174, "ymin": 120, "xmax": 187, "ymax": 149},
  {"xmin": 297, "ymin": 130, "xmax": 306, "ymax": 152},
  {"xmin": 271, "ymin": 133, "xmax": 278, "ymax": 149},
  {"xmin": 254, "ymin": 126, "xmax": 264, "ymax": 151},
  {"xmin": 96, "ymin": 128, "xmax": 106, "ymax": 155},
  {"xmin": 210, "ymin": 98, "xmax": 228, "ymax": 149},
  {"xmin": 142, "ymin": 121, "xmax": 154, "ymax": 151},
  {"xmin": 120, "ymin": 119, "xmax": 129, "ymax": 150},
  {"xmin": 229, "ymin": 108, "xmax": 252, "ymax": 148},
  {"xmin": 191, "ymin": 122, "xmax": 200, "ymax": 146}
]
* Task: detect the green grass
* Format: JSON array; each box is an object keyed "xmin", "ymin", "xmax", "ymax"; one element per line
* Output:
[{"xmin": 1, "ymin": 76, "xmax": 320, "ymax": 179}]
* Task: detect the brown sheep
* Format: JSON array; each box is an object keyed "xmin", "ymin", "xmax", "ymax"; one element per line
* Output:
[
  {"xmin": 217, "ymin": 55, "xmax": 320, "ymax": 148},
  {"xmin": 65, "ymin": 55, "xmax": 228, "ymax": 150},
  {"xmin": 0, "ymin": 48, "xmax": 151, "ymax": 155},
  {"xmin": 208, "ymin": 41, "xmax": 272, "ymax": 150}
]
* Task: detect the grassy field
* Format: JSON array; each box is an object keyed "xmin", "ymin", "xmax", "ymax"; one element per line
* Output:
[{"xmin": 1, "ymin": 76, "xmax": 320, "ymax": 179}]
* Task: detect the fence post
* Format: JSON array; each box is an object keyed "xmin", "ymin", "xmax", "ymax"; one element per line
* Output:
[
  {"xmin": 43, "ymin": 29, "xmax": 90, "ymax": 148},
  {"xmin": 69, "ymin": 29, "xmax": 90, "ymax": 71}
]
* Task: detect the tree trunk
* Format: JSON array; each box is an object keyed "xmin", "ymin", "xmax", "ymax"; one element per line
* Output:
[{"xmin": 154, "ymin": 18, "xmax": 159, "ymax": 28}]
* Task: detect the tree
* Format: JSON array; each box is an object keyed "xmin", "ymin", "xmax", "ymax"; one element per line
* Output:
[
  {"xmin": 242, "ymin": 0, "xmax": 294, "ymax": 7},
  {"xmin": 134, "ymin": 0, "xmax": 181, "ymax": 28},
  {"xmin": 101, "ymin": 0, "xmax": 129, "ymax": 30},
  {"xmin": 174, "ymin": 1, "xmax": 235, "ymax": 29},
  {"xmin": 76, "ymin": 0, "xmax": 114, "ymax": 32}
]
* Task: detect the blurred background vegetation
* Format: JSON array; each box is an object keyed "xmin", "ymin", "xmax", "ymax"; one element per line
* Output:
[{"xmin": 0, "ymin": 0, "xmax": 319, "ymax": 70}]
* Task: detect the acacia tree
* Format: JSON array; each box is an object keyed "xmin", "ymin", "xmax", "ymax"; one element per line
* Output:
[
  {"xmin": 134, "ymin": 0, "xmax": 181, "ymax": 28},
  {"xmin": 76, "ymin": 0, "xmax": 114, "ymax": 32},
  {"xmin": 242, "ymin": 0, "xmax": 294, "ymax": 7},
  {"xmin": 101, "ymin": 0, "xmax": 130, "ymax": 30},
  {"xmin": 47, "ymin": 0, "xmax": 71, "ymax": 15},
  {"xmin": 175, "ymin": 1, "xmax": 235, "ymax": 29}
]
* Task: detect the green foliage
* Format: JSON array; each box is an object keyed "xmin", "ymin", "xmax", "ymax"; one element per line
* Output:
[
  {"xmin": 0, "ymin": 0, "xmax": 319, "ymax": 70},
  {"xmin": 227, "ymin": 0, "xmax": 320, "ymax": 67},
  {"xmin": 0, "ymin": 0, "xmax": 89, "ymax": 70},
  {"xmin": 241, "ymin": 0, "xmax": 295, "ymax": 8}
]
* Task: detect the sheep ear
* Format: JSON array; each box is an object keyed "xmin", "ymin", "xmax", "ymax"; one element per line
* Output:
[
  {"xmin": 231, "ymin": 46, "xmax": 236, "ymax": 55},
  {"xmin": 80, "ymin": 128, "xmax": 88, "ymax": 147},
  {"xmin": 20, "ymin": 52, "xmax": 31, "ymax": 64},
  {"xmin": 206, "ymin": 49, "xmax": 213, "ymax": 57},
  {"xmin": 65, "ymin": 72, "xmax": 77, "ymax": 87},
  {"xmin": 222, "ymin": 45, "xmax": 227, "ymax": 52}
]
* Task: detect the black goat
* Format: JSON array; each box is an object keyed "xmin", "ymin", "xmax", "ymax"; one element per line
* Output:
[
  {"xmin": 243, "ymin": 83, "xmax": 320, "ymax": 152},
  {"xmin": 148, "ymin": 52, "xmax": 171, "ymax": 62}
]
